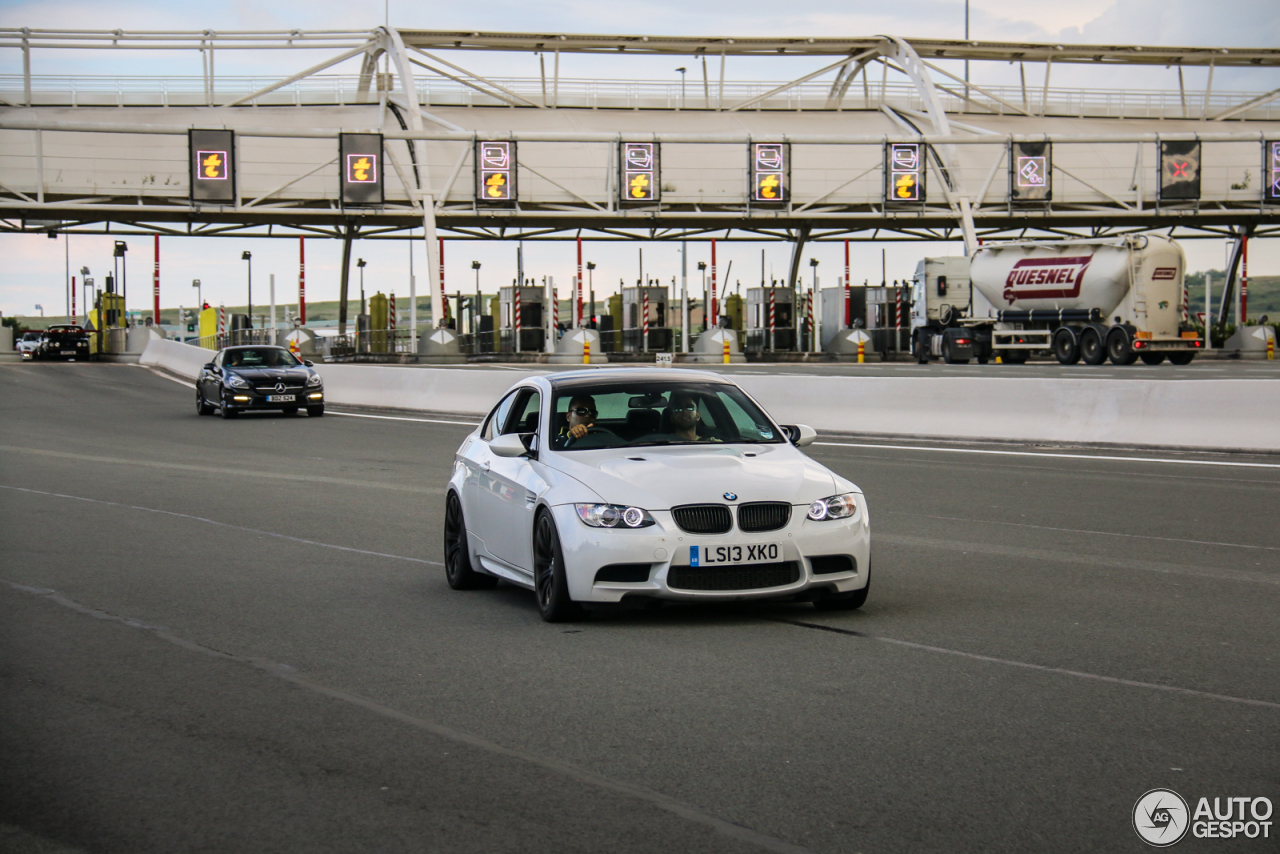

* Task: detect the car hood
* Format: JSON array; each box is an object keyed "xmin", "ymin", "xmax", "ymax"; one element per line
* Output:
[
  {"xmin": 226, "ymin": 367, "xmax": 312, "ymax": 383},
  {"xmin": 544, "ymin": 443, "xmax": 839, "ymax": 509}
]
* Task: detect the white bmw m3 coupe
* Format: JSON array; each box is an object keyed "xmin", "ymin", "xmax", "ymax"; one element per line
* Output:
[{"xmin": 445, "ymin": 369, "xmax": 870, "ymax": 621}]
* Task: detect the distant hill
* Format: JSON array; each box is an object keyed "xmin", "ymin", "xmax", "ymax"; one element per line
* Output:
[{"xmin": 1186, "ymin": 271, "xmax": 1280, "ymax": 321}]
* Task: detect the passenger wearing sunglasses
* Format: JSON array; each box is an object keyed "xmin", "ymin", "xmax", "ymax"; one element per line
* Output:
[{"xmin": 666, "ymin": 393, "xmax": 719, "ymax": 443}]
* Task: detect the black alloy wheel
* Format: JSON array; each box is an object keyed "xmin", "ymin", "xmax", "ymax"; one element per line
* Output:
[
  {"xmin": 307, "ymin": 404, "xmax": 325, "ymax": 417},
  {"xmin": 1168, "ymin": 351, "xmax": 1196, "ymax": 365},
  {"xmin": 814, "ymin": 576, "xmax": 871, "ymax": 611},
  {"xmin": 1107, "ymin": 327, "xmax": 1138, "ymax": 365},
  {"xmin": 1080, "ymin": 328, "xmax": 1107, "ymax": 365},
  {"xmin": 1139, "ymin": 352, "xmax": 1166, "ymax": 365},
  {"xmin": 220, "ymin": 399, "xmax": 239, "ymax": 419},
  {"xmin": 443, "ymin": 492, "xmax": 497, "ymax": 590},
  {"xmin": 1052, "ymin": 327, "xmax": 1081, "ymax": 365},
  {"xmin": 196, "ymin": 391, "xmax": 214, "ymax": 416},
  {"xmin": 532, "ymin": 511, "xmax": 584, "ymax": 622}
]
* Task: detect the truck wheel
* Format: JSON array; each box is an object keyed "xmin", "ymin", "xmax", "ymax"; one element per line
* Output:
[
  {"xmin": 1080, "ymin": 328, "xmax": 1107, "ymax": 365},
  {"xmin": 942, "ymin": 338, "xmax": 961, "ymax": 364},
  {"xmin": 1002, "ymin": 350, "xmax": 1028, "ymax": 365},
  {"xmin": 1052, "ymin": 328, "xmax": 1081, "ymax": 365},
  {"xmin": 1168, "ymin": 352, "xmax": 1196, "ymax": 366},
  {"xmin": 1139, "ymin": 352, "xmax": 1166, "ymax": 366},
  {"xmin": 914, "ymin": 331, "xmax": 928, "ymax": 364},
  {"xmin": 1107, "ymin": 328, "xmax": 1138, "ymax": 365}
]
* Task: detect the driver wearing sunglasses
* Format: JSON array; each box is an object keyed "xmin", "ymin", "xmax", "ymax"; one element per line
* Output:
[{"xmin": 559, "ymin": 395, "xmax": 599, "ymax": 443}]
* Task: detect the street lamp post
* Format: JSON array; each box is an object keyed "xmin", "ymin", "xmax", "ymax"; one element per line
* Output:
[
  {"xmin": 357, "ymin": 258, "xmax": 367, "ymax": 315},
  {"xmin": 471, "ymin": 260, "xmax": 481, "ymax": 335},
  {"xmin": 809, "ymin": 257, "xmax": 820, "ymax": 353},
  {"xmin": 241, "ymin": 251, "xmax": 252, "ymax": 328},
  {"xmin": 697, "ymin": 260, "xmax": 708, "ymax": 331},
  {"xmin": 192, "ymin": 279, "xmax": 202, "ymax": 313},
  {"xmin": 586, "ymin": 261, "xmax": 596, "ymax": 325},
  {"xmin": 79, "ymin": 266, "xmax": 89, "ymax": 322},
  {"xmin": 113, "ymin": 240, "xmax": 128, "ymax": 325},
  {"xmin": 675, "ymin": 67, "xmax": 687, "ymax": 109}
]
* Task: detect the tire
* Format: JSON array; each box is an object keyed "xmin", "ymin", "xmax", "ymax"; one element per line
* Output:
[
  {"xmin": 1168, "ymin": 351, "xmax": 1196, "ymax": 366},
  {"xmin": 220, "ymin": 401, "xmax": 239, "ymax": 419},
  {"xmin": 1107, "ymin": 327, "xmax": 1138, "ymax": 365},
  {"xmin": 1002, "ymin": 350, "xmax": 1028, "ymax": 365},
  {"xmin": 814, "ymin": 576, "xmax": 870, "ymax": 611},
  {"xmin": 307, "ymin": 405, "xmax": 325, "ymax": 417},
  {"xmin": 1139, "ymin": 352, "xmax": 1166, "ymax": 366},
  {"xmin": 196, "ymin": 391, "xmax": 214, "ymax": 416},
  {"xmin": 532, "ymin": 511, "xmax": 585, "ymax": 622},
  {"xmin": 443, "ymin": 492, "xmax": 498, "ymax": 590},
  {"xmin": 914, "ymin": 332, "xmax": 928, "ymax": 364},
  {"xmin": 942, "ymin": 338, "xmax": 967, "ymax": 365},
  {"xmin": 1052, "ymin": 327, "xmax": 1081, "ymax": 365},
  {"xmin": 282, "ymin": 406, "xmax": 299, "ymax": 415},
  {"xmin": 1080, "ymin": 328, "xmax": 1107, "ymax": 365}
]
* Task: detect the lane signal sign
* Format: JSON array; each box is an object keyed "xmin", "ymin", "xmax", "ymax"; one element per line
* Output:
[
  {"xmin": 189, "ymin": 129, "xmax": 236, "ymax": 203},
  {"xmin": 885, "ymin": 142, "xmax": 924, "ymax": 203},
  {"xmin": 476, "ymin": 141, "xmax": 516, "ymax": 204},
  {"xmin": 1265, "ymin": 140, "xmax": 1280, "ymax": 204},
  {"xmin": 750, "ymin": 143, "xmax": 790, "ymax": 203},
  {"xmin": 1010, "ymin": 141, "xmax": 1052, "ymax": 202},
  {"xmin": 619, "ymin": 142, "xmax": 659, "ymax": 204},
  {"xmin": 1159, "ymin": 139, "xmax": 1201, "ymax": 201},
  {"xmin": 339, "ymin": 133, "xmax": 384, "ymax": 206},
  {"xmin": 198, "ymin": 151, "xmax": 228, "ymax": 180}
]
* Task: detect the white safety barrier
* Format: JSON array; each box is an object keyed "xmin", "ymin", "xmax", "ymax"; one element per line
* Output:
[{"xmin": 141, "ymin": 337, "xmax": 1280, "ymax": 451}]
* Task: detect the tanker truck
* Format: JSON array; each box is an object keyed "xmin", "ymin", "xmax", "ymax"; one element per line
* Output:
[{"xmin": 910, "ymin": 234, "xmax": 1203, "ymax": 366}]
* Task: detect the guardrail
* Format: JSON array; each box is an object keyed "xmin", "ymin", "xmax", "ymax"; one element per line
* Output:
[{"xmin": 1, "ymin": 74, "xmax": 1275, "ymax": 121}]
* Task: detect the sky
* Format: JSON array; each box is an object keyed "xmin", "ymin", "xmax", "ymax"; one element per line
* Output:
[{"xmin": 2, "ymin": 0, "xmax": 1278, "ymax": 320}]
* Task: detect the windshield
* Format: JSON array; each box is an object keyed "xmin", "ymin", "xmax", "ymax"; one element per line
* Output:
[
  {"xmin": 21, "ymin": 332, "xmax": 42, "ymax": 341},
  {"xmin": 223, "ymin": 348, "xmax": 302, "ymax": 369},
  {"xmin": 550, "ymin": 381, "xmax": 782, "ymax": 451}
]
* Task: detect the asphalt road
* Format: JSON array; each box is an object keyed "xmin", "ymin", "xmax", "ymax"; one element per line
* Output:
[{"xmin": 2, "ymin": 363, "xmax": 1278, "ymax": 854}]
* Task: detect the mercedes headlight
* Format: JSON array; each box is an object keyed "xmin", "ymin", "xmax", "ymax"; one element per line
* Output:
[
  {"xmin": 574, "ymin": 503, "xmax": 655, "ymax": 529},
  {"xmin": 225, "ymin": 373, "xmax": 250, "ymax": 389},
  {"xmin": 807, "ymin": 493, "xmax": 858, "ymax": 521},
  {"xmin": 306, "ymin": 373, "xmax": 323, "ymax": 387}
]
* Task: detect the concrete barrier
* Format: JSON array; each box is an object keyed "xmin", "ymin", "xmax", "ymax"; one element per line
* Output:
[{"xmin": 139, "ymin": 337, "xmax": 1279, "ymax": 451}]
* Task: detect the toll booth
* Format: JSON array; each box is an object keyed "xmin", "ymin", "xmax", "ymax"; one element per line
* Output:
[
  {"xmin": 745, "ymin": 287, "xmax": 797, "ymax": 353},
  {"xmin": 866, "ymin": 285, "xmax": 910, "ymax": 355},
  {"xmin": 499, "ymin": 285, "xmax": 546, "ymax": 352},
  {"xmin": 90, "ymin": 292, "xmax": 126, "ymax": 355},
  {"xmin": 369, "ymin": 292, "xmax": 388, "ymax": 353},
  {"xmin": 819, "ymin": 287, "xmax": 868, "ymax": 349},
  {"xmin": 621, "ymin": 284, "xmax": 671, "ymax": 352},
  {"xmin": 723, "ymin": 292, "xmax": 744, "ymax": 334}
]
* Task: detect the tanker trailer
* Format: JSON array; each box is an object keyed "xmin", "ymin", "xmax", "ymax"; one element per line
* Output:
[{"xmin": 910, "ymin": 234, "xmax": 1203, "ymax": 366}]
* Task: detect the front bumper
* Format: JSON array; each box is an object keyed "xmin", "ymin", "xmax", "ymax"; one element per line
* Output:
[
  {"xmin": 552, "ymin": 501, "xmax": 870, "ymax": 604},
  {"xmin": 224, "ymin": 388, "xmax": 323, "ymax": 409}
]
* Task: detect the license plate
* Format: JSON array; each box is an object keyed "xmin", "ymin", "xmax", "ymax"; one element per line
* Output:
[
  {"xmin": 266, "ymin": 394, "xmax": 295, "ymax": 403},
  {"xmin": 689, "ymin": 543, "xmax": 781, "ymax": 567},
  {"xmin": 61, "ymin": 350, "xmax": 75, "ymax": 355}
]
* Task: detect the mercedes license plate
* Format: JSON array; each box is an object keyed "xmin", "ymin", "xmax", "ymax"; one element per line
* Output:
[
  {"xmin": 61, "ymin": 350, "xmax": 75, "ymax": 355},
  {"xmin": 689, "ymin": 543, "xmax": 781, "ymax": 567},
  {"xmin": 266, "ymin": 394, "xmax": 295, "ymax": 403}
]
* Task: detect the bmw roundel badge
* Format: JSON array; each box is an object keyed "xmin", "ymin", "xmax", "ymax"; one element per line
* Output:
[{"xmin": 723, "ymin": 492, "xmax": 738, "ymax": 501}]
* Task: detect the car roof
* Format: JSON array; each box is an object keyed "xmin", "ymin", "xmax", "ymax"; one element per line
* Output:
[
  {"xmin": 220, "ymin": 345, "xmax": 289, "ymax": 351},
  {"xmin": 545, "ymin": 368, "xmax": 732, "ymax": 391}
]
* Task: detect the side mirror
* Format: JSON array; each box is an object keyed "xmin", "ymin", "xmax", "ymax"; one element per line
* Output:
[
  {"xmin": 203, "ymin": 363, "xmax": 217, "ymax": 373},
  {"xmin": 303, "ymin": 359, "xmax": 314, "ymax": 367},
  {"xmin": 781, "ymin": 424, "xmax": 818, "ymax": 447},
  {"xmin": 490, "ymin": 432, "xmax": 530, "ymax": 458}
]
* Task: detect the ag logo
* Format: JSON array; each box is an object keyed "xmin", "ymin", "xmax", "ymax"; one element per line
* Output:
[{"xmin": 1133, "ymin": 789, "xmax": 1190, "ymax": 847}]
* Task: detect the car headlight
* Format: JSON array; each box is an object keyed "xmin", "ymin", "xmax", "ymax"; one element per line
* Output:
[
  {"xmin": 574, "ymin": 503, "xmax": 655, "ymax": 529},
  {"xmin": 225, "ymin": 373, "xmax": 250, "ymax": 389},
  {"xmin": 807, "ymin": 493, "xmax": 858, "ymax": 521},
  {"xmin": 306, "ymin": 373, "xmax": 322, "ymax": 387}
]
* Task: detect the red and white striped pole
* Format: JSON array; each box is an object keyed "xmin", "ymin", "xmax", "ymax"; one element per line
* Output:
[
  {"xmin": 576, "ymin": 235, "xmax": 584, "ymax": 328},
  {"xmin": 514, "ymin": 287, "xmax": 522, "ymax": 353},
  {"xmin": 551, "ymin": 279, "xmax": 559, "ymax": 331},
  {"xmin": 643, "ymin": 289, "xmax": 650, "ymax": 351},
  {"xmin": 298, "ymin": 236, "xmax": 306, "ymax": 325},
  {"xmin": 807, "ymin": 289, "xmax": 814, "ymax": 347},
  {"xmin": 1182, "ymin": 282, "xmax": 1190, "ymax": 324},
  {"xmin": 844, "ymin": 239, "xmax": 851, "ymax": 328},
  {"xmin": 71, "ymin": 276, "xmax": 76, "ymax": 321},
  {"xmin": 152, "ymin": 233, "xmax": 161, "ymax": 325},
  {"xmin": 710, "ymin": 239, "xmax": 718, "ymax": 327},
  {"xmin": 1241, "ymin": 234, "xmax": 1249, "ymax": 322},
  {"xmin": 218, "ymin": 304, "xmax": 226, "ymax": 341},
  {"xmin": 768, "ymin": 288, "xmax": 776, "ymax": 351},
  {"xmin": 895, "ymin": 286, "xmax": 902, "ymax": 350},
  {"xmin": 389, "ymin": 292, "xmax": 397, "ymax": 338}
]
